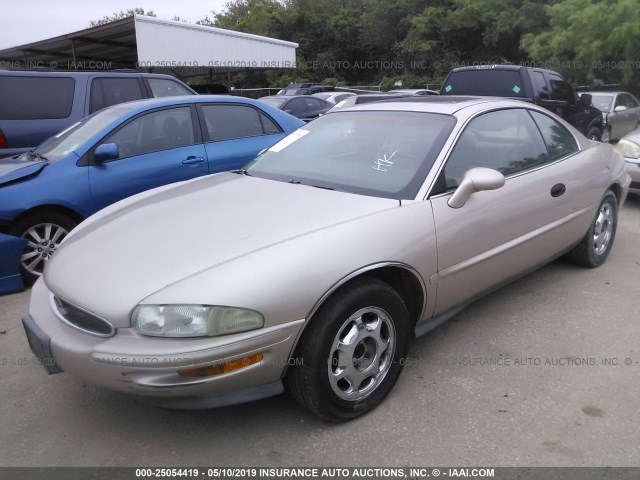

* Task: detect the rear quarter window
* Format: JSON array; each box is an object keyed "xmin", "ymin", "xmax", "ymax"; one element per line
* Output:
[
  {"xmin": 530, "ymin": 111, "xmax": 578, "ymax": 160},
  {"xmin": 0, "ymin": 76, "xmax": 75, "ymax": 120},
  {"xmin": 443, "ymin": 70, "xmax": 526, "ymax": 98}
]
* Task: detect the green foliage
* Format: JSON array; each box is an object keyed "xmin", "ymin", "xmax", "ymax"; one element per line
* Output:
[
  {"xmin": 522, "ymin": 0, "xmax": 640, "ymax": 88},
  {"xmin": 99, "ymin": 0, "xmax": 635, "ymax": 92},
  {"xmin": 89, "ymin": 8, "xmax": 155, "ymax": 27}
]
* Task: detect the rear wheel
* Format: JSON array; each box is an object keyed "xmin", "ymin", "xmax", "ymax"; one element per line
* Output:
[
  {"xmin": 568, "ymin": 191, "xmax": 617, "ymax": 267},
  {"xmin": 8, "ymin": 212, "xmax": 78, "ymax": 284},
  {"xmin": 286, "ymin": 278, "xmax": 409, "ymax": 422}
]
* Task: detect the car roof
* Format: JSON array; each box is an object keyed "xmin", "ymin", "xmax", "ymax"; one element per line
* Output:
[
  {"xmin": 586, "ymin": 91, "xmax": 626, "ymax": 95},
  {"xmin": 259, "ymin": 95, "xmax": 316, "ymax": 100},
  {"xmin": 0, "ymin": 69, "xmax": 175, "ymax": 79},
  {"xmin": 104, "ymin": 95, "xmax": 265, "ymax": 114},
  {"xmin": 333, "ymin": 95, "xmax": 531, "ymax": 116}
]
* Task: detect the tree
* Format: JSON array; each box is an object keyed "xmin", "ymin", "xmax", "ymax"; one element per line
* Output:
[
  {"xmin": 89, "ymin": 8, "xmax": 156, "ymax": 27},
  {"xmin": 521, "ymin": 0, "xmax": 640, "ymax": 87}
]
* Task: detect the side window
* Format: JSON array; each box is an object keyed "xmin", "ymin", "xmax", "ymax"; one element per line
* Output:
[
  {"xmin": 614, "ymin": 94, "xmax": 626, "ymax": 109},
  {"xmin": 548, "ymin": 74, "xmax": 573, "ymax": 103},
  {"xmin": 147, "ymin": 78, "xmax": 193, "ymax": 98},
  {"xmin": 103, "ymin": 107, "xmax": 194, "ymax": 159},
  {"xmin": 99, "ymin": 78, "xmax": 145, "ymax": 109},
  {"xmin": 202, "ymin": 104, "xmax": 272, "ymax": 141},
  {"xmin": 89, "ymin": 79, "xmax": 103, "ymax": 113},
  {"xmin": 444, "ymin": 109, "xmax": 549, "ymax": 189},
  {"xmin": 284, "ymin": 99, "xmax": 306, "ymax": 115},
  {"xmin": 625, "ymin": 94, "xmax": 639, "ymax": 108},
  {"xmin": 0, "ymin": 76, "xmax": 75, "ymax": 120},
  {"xmin": 533, "ymin": 72, "xmax": 550, "ymax": 100},
  {"xmin": 305, "ymin": 98, "xmax": 325, "ymax": 110},
  {"xmin": 530, "ymin": 111, "xmax": 579, "ymax": 161},
  {"xmin": 260, "ymin": 112, "xmax": 281, "ymax": 135}
]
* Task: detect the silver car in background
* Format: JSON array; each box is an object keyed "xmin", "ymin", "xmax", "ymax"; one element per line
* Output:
[
  {"xmin": 312, "ymin": 91, "xmax": 356, "ymax": 104},
  {"xmin": 587, "ymin": 91, "xmax": 640, "ymax": 142},
  {"xmin": 23, "ymin": 97, "xmax": 630, "ymax": 421}
]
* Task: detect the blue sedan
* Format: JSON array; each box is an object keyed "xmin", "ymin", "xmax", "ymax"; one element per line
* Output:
[{"xmin": 0, "ymin": 95, "xmax": 304, "ymax": 288}]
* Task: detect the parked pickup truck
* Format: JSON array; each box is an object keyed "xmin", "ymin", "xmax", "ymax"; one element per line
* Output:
[{"xmin": 441, "ymin": 65, "xmax": 605, "ymax": 141}]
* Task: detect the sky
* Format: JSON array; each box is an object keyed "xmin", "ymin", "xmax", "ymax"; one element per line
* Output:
[{"xmin": 0, "ymin": 0, "xmax": 228, "ymax": 50}]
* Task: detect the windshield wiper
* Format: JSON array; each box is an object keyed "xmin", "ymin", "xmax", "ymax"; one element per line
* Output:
[
  {"xmin": 27, "ymin": 150, "xmax": 48, "ymax": 162},
  {"xmin": 288, "ymin": 179, "xmax": 334, "ymax": 190},
  {"xmin": 231, "ymin": 169, "xmax": 251, "ymax": 176}
]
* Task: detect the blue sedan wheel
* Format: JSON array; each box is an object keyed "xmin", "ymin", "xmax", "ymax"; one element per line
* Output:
[{"xmin": 9, "ymin": 212, "xmax": 77, "ymax": 284}]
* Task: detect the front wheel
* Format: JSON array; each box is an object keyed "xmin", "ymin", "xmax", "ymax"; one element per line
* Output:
[
  {"xmin": 286, "ymin": 278, "xmax": 409, "ymax": 422},
  {"xmin": 8, "ymin": 212, "xmax": 78, "ymax": 284},
  {"xmin": 568, "ymin": 191, "xmax": 618, "ymax": 267}
]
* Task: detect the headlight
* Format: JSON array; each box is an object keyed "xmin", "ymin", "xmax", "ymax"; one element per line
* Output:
[
  {"xmin": 131, "ymin": 305, "xmax": 264, "ymax": 338},
  {"xmin": 616, "ymin": 139, "xmax": 640, "ymax": 160}
]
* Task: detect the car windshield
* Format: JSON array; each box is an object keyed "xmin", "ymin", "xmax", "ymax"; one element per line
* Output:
[
  {"xmin": 259, "ymin": 97, "xmax": 288, "ymax": 109},
  {"xmin": 246, "ymin": 110, "xmax": 456, "ymax": 200},
  {"xmin": 34, "ymin": 107, "xmax": 132, "ymax": 161},
  {"xmin": 590, "ymin": 94, "xmax": 614, "ymax": 112}
]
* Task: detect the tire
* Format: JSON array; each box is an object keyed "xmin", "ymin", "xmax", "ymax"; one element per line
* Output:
[
  {"xmin": 8, "ymin": 211, "xmax": 78, "ymax": 285},
  {"xmin": 286, "ymin": 277, "xmax": 409, "ymax": 422},
  {"xmin": 568, "ymin": 191, "xmax": 618, "ymax": 268},
  {"xmin": 586, "ymin": 126, "xmax": 602, "ymax": 142}
]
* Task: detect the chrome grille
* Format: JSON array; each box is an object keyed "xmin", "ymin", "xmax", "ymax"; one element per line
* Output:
[{"xmin": 51, "ymin": 295, "xmax": 115, "ymax": 337}]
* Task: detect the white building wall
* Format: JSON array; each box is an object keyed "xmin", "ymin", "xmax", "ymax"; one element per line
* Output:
[{"xmin": 134, "ymin": 15, "xmax": 298, "ymax": 69}]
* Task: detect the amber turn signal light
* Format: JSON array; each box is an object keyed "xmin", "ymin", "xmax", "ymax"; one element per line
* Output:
[{"xmin": 177, "ymin": 353, "xmax": 264, "ymax": 378}]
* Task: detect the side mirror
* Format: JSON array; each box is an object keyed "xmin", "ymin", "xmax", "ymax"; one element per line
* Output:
[
  {"xmin": 614, "ymin": 105, "xmax": 627, "ymax": 112},
  {"xmin": 579, "ymin": 93, "xmax": 592, "ymax": 107},
  {"xmin": 448, "ymin": 167, "xmax": 505, "ymax": 209},
  {"xmin": 94, "ymin": 143, "xmax": 119, "ymax": 162}
]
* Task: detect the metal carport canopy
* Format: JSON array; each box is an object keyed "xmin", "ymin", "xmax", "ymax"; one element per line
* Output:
[{"xmin": 0, "ymin": 14, "xmax": 298, "ymax": 74}]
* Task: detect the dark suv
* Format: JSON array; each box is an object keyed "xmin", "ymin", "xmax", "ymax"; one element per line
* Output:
[
  {"xmin": 277, "ymin": 83, "xmax": 335, "ymax": 95},
  {"xmin": 0, "ymin": 70, "xmax": 196, "ymax": 158},
  {"xmin": 441, "ymin": 65, "xmax": 604, "ymax": 141}
]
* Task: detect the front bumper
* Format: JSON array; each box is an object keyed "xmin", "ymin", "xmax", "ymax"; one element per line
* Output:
[
  {"xmin": 0, "ymin": 233, "xmax": 25, "ymax": 294},
  {"xmin": 24, "ymin": 278, "xmax": 305, "ymax": 409}
]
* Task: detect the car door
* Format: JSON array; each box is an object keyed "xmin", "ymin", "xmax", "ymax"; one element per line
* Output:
[
  {"xmin": 198, "ymin": 103, "xmax": 287, "ymax": 173},
  {"xmin": 88, "ymin": 105, "xmax": 207, "ymax": 212},
  {"xmin": 545, "ymin": 73, "xmax": 588, "ymax": 133},
  {"xmin": 619, "ymin": 93, "xmax": 640, "ymax": 137},
  {"xmin": 606, "ymin": 94, "xmax": 626, "ymax": 140},
  {"xmin": 429, "ymin": 108, "xmax": 590, "ymax": 316}
]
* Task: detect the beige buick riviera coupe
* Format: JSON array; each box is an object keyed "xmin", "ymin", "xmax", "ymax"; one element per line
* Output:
[{"xmin": 23, "ymin": 97, "xmax": 630, "ymax": 421}]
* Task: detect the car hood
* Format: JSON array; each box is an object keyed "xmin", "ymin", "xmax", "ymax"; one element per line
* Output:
[
  {"xmin": 0, "ymin": 157, "xmax": 47, "ymax": 186},
  {"xmin": 45, "ymin": 173, "xmax": 398, "ymax": 327}
]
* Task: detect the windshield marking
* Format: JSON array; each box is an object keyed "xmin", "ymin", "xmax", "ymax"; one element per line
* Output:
[{"xmin": 372, "ymin": 150, "xmax": 398, "ymax": 172}]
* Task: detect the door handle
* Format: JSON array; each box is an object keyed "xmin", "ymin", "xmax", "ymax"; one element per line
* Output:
[
  {"xmin": 182, "ymin": 156, "xmax": 205, "ymax": 165},
  {"xmin": 550, "ymin": 183, "xmax": 566, "ymax": 197}
]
